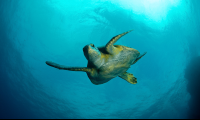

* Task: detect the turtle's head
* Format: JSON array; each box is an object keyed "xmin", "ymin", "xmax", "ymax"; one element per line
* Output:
[{"xmin": 83, "ymin": 43, "xmax": 101, "ymax": 62}]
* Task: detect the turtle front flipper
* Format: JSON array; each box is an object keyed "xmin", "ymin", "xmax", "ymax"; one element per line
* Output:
[
  {"xmin": 46, "ymin": 61, "xmax": 91, "ymax": 73},
  {"xmin": 132, "ymin": 52, "xmax": 147, "ymax": 65},
  {"xmin": 105, "ymin": 30, "xmax": 133, "ymax": 54},
  {"xmin": 118, "ymin": 72, "xmax": 137, "ymax": 84}
]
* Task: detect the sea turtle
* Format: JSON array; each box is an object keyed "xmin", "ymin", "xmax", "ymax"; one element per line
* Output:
[{"xmin": 46, "ymin": 30, "xmax": 146, "ymax": 85}]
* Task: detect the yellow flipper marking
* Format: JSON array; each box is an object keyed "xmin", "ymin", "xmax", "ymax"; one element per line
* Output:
[
  {"xmin": 105, "ymin": 30, "xmax": 133, "ymax": 54},
  {"xmin": 118, "ymin": 72, "xmax": 137, "ymax": 84},
  {"xmin": 46, "ymin": 61, "xmax": 91, "ymax": 72}
]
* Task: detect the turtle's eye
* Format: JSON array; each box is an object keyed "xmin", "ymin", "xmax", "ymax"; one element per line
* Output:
[{"xmin": 90, "ymin": 44, "xmax": 95, "ymax": 47}]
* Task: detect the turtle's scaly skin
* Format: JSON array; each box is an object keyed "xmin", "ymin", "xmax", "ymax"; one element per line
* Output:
[
  {"xmin": 85, "ymin": 45, "xmax": 139, "ymax": 85},
  {"xmin": 46, "ymin": 30, "xmax": 146, "ymax": 85}
]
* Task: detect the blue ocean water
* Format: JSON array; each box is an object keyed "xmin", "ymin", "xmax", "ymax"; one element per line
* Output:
[{"xmin": 0, "ymin": 0, "xmax": 200, "ymax": 119}]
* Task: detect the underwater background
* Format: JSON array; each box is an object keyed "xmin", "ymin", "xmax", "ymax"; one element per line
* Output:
[{"xmin": 0, "ymin": 0, "xmax": 200, "ymax": 119}]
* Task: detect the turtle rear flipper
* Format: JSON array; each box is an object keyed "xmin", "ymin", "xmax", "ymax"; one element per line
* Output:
[
  {"xmin": 118, "ymin": 72, "xmax": 137, "ymax": 84},
  {"xmin": 46, "ymin": 61, "xmax": 91, "ymax": 73},
  {"xmin": 105, "ymin": 30, "xmax": 133, "ymax": 54},
  {"xmin": 132, "ymin": 52, "xmax": 147, "ymax": 65}
]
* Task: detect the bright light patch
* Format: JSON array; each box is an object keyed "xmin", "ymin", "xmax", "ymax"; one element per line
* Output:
[
  {"xmin": 46, "ymin": 0, "xmax": 180, "ymax": 22},
  {"xmin": 112, "ymin": 0, "xmax": 181, "ymax": 22}
]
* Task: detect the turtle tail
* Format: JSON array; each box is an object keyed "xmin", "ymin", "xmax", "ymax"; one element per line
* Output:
[{"xmin": 46, "ymin": 61, "xmax": 91, "ymax": 72}]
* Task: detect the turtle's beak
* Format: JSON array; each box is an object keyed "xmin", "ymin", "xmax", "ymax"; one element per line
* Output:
[
  {"xmin": 83, "ymin": 45, "xmax": 90, "ymax": 60},
  {"xmin": 83, "ymin": 45, "xmax": 89, "ymax": 52},
  {"xmin": 84, "ymin": 43, "xmax": 98, "ymax": 51},
  {"xmin": 83, "ymin": 44, "xmax": 95, "ymax": 52},
  {"xmin": 83, "ymin": 44, "xmax": 100, "ymax": 61},
  {"xmin": 83, "ymin": 44, "xmax": 96, "ymax": 60}
]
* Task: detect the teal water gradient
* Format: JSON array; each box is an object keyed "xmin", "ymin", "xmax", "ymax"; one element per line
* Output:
[{"xmin": 0, "ymin": 0, "xmax": 200, "ymax": 119}]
